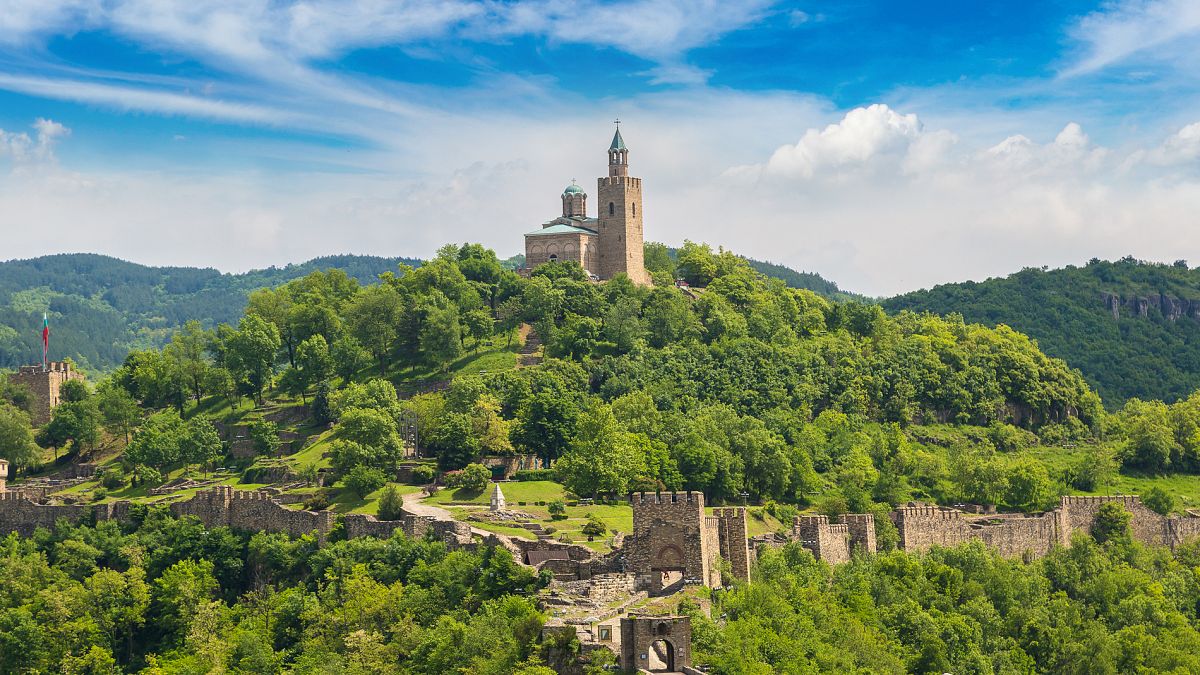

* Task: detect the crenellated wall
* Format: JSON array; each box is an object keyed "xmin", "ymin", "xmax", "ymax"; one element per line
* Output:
[
  {"xmin": 892, "ymin": 495, "xmax": 1200, "ymax": 558},
  {"xmin": 169, "ymin": 486, "xmax": 335, "ymax": 540},
  {"xmin": 0, "ymin": 486, "xmax": 471, "ymax": 549}
]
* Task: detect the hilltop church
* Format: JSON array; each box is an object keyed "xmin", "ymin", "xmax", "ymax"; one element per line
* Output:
[{"xmin": 523, "ymin": 124, "xmax": 649, "ymax": 285}]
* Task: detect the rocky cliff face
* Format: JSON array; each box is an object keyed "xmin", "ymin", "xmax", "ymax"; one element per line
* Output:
[{"xmin": 1101, "ymin": 291, "xmax": 1200, "ymax": 321}]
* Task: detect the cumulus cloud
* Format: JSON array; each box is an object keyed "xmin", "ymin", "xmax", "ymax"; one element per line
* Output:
[
  {"xmin": 0, "ymin": 118, "xmax": 70, "ymax": 167},
  {"xmin": 705, "ymin": 105, "xmax": 1200, "ymax": 294}
]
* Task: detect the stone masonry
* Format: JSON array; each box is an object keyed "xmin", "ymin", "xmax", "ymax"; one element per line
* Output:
[
  {"xmin": 619, "ymin": 615, "xmax": 692, "ymax": 673},
  {"xmin": 7, "ymin": 362, "xmax": 85, "ymax": 425},
  {"xmin": 792, "ymin": 514, "xmax": 878, "ymax": 564},
  {"xmin": 891, "ymin": 495, "xmax": 1200, "ymax": 558},
  {"xmin": 627, "ymin": 491, "xmax": 750, "ymax": 593}
]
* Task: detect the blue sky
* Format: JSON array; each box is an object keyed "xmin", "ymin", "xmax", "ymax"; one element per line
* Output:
[{"xmin": 1, "ymin": 0, "xmax": 1199, "ymax": 295}]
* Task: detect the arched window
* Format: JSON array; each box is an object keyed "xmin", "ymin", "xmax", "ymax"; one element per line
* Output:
[{"xmin": 608, "ymin": 202, "xmax": 615, "ymax": 216}]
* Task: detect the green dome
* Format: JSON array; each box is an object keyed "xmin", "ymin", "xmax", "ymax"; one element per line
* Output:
[{"xmin": 563, "ymin": 183, "xmax": 585, "ymax": 195}]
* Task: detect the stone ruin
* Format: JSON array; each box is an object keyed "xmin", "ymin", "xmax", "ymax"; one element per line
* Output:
[
  {"xmin": 625, "ymin": 491, "xmax": 751, "ymax": 595},
  {"xmin": 891, "ymin": 494, "xmax": 1200, "ymax": 558}
]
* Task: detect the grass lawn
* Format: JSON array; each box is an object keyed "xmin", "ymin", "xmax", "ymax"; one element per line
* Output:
[
  {"xmin": 423, "ymin": 480, "xmax": 634, "ymax": 550},
  {"xmin": 327, "ymin": 483, "xmax": 424, "ymax": 515},
  {"xmin": 285, "ymin": 428, "xmax": 336, "ymax": 469}
]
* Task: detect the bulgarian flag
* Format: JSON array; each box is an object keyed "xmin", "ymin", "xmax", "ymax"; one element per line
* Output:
[{"xmin": 41, "ymin": 313, "xmax": 49, "ymax": 369}]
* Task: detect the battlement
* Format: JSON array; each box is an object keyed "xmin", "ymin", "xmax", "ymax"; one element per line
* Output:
[
  {"xmin": 712, "ymin": 507, "xmax": 745, "ymax": 519},
  {"xmin": 598, "ymin": 176, "xmax": 642, "ymax": 189},
  {"xmin": 1061, "ymin": 495, "xmax": 1141, "ymax": 508},
  {"xmin": 17, "ymin": 361, "xmax": 74, "ymax": 375},
  {"xmin": 631, "ymin": 491, "xmax": 705, "ymax": 506},
  {"xmin": 894, "ymin": 503, "xmax": 964, "ymax": 521}
]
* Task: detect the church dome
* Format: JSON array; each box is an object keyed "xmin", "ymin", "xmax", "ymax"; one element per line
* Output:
[{"xmin": 563, "ymin": 182, "xmax": 585, "ymax": 196}]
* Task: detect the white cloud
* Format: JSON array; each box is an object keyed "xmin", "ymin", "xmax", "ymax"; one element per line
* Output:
[
  {"xmin": 754, "ymin": 104, "xmax": 922, "ymax": 179},
  {"xmin": 1063, "ymin": 0, "xmax": 1200, "ymax": 76},
  {"xmin": 0, "ymin": 118, "xmax": 70, "ymax": 167}
]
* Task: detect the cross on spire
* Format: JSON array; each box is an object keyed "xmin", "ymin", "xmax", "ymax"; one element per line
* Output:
[{"xmin": 613, "ymin": 117, "xmax": 620, "ymax": 126}]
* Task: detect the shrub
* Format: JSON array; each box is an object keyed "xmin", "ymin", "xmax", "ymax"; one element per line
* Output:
[
  {"xmin": 512, "ymin": 469, "xmax": 555, "ymax": 481},
  {"xmin": 344, "ymin": 465, "xmax": 388, "ymax": 498},
  {"xmin": 133, "ymin": 465, "xmax": 162, "ymax": 487},
  {"xmin": 377, "ymin": 484, "xmax": 405, "ymax": 521},
  {"xmin": 249, "ymin": 420, "xmax": 280, "ymax": 456},
  {"xmin": 299, "ymin": 463, "xmax": 320, "ymax": 486},
  {"xmin": 542, "ymin": 525, "xmax": 557, "ymax": 535},
  {"xmin": 410, "ymin": 464, "xmax": 436, "ymax": 485},
  {"xmin": 303, "ymin": 492, "xmax": 331, "ymax": 511},
  {"xmin": 445, "ymin": 463, "xmax": 490, "ymax": 491},
  {"xmin": 548, "ymin": 500, "xmax": 567, "ymax": 520},
  {"xmin": 99, "ymin": 468, "xmax": 125, "ymax": 490},
  {"xmin": 581, "ymin": 514, "xmax": 606, "ymax": 538},
  {"xmin": 91, "ymin": 487, "xmax": 108, "ymax": 502},
  {"xmin": 1142, "ymin": 486, "xmax": 1175, "ymax": 516}
]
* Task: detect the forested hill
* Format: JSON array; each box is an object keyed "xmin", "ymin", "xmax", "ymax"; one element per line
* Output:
[
  {"xmin": 883, "ymin": 258, "xmax": 1200, "ymax": 405},
  {"xmin": 0, "ymin": 253, "xmax": 420, "ymax": 373}
]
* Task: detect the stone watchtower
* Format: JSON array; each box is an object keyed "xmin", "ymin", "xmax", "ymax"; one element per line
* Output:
[
  {"xmin": 597, "ymin": 124, "xmax": 648, "ymax": 285},
  {"xmin": 7, "ymin": 362, "xmax": 85, "ymax": 426}
]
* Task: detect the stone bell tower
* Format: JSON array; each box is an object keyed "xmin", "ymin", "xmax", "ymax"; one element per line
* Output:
[{"xmin": 597, "ymin": 122, "xmax": 648, "ymax": 284}]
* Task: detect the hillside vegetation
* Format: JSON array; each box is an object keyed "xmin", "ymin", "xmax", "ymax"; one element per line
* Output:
[
  {"xmin": 885, "ymin": 258, "xmax": 1200, "ymax": 405},
  {"xmin": 8, "ymin": 243, "xmax": 1200, "ymax": 672},
  {"xmin": 0, "ymin": 253, "xmax": 420, "ymax": 372}
]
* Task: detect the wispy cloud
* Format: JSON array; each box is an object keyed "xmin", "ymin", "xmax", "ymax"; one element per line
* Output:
[{"xmin": 1062, "ymin": 0, "xmax": 1200, "ymax": 77}]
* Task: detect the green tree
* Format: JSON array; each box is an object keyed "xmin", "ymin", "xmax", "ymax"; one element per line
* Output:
[
  {"xmin": 420, "ymin": 302, "xmax": 463, "ymax": 371},
  {"xmin": 124, "ymin": 410, "xmax": 186, "ymax": 472},
  {"xmin": 225, "ymin": 314, "xmax": 282, "ymax": 404},
  {"xmin": 344, "ymin": 465, "xmax": 388, "ymax": 499},
  {"xmin": 153, "ymin": 559, "xmax": 219, "ymax": 645},
  {"xmin": 95, "ymin": 380, "xmax": 140, "ymax": 443},
  {"xmin": 165, "ymin": 320, "xmax": 213, "ymax": 404},
  {"xmin": 1092, "ymin": 501, "xmax": 1133, "ymax": 547},
  {"xmin": 331, "ymin": 334, "xmax": 372, "ymax": 382},
  {"xmin": 377, "ymin": 484, "xmax": 405, "ymax": 520},
  {"xmin": 346, "ymin": 284, "xmax": 403, "ymax": 374},
  {"xmin": 181, "ymin": 415, "xmax": 223, "ymax": 475},
  {"xmin": 554, "ymin": 405, "xmax": 646, "ymax": 497},
  {"xmin": 36, "ymin": 397, "xmax": 101, "ymax": 456},
  {"xmin": 249, "ymin": 420, "xmax": 280, "ymax": 456},
  {"xmin": 0, "ymin": 404, "xmax": 40, "ymax": 473}
]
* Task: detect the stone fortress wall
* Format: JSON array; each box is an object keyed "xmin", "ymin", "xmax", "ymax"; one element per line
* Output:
[
  {"xmin": 889, "ymin": 495, "xmax": 1200, "ymax": 559},
  {"xmin": 0, "ymin": 485, "xmax": 472, "ymax": 547}
]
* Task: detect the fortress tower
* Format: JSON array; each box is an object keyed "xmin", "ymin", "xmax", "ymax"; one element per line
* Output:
[
  {"xmin": 596, "ymin": 124, "xmax": 648, "ymax": 284},
  {"xmin": 7, "ymin": 362, "xmax": 84, "ymax": 426}
]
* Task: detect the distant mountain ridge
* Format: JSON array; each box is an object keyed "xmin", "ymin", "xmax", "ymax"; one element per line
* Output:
[
  {"xmin": 884, "ymin": 258, "xmax": 1200, "ymax": 405},
  {"xmin": 0, "ymin": 253, "xmax": 420, "ymax": 373}
]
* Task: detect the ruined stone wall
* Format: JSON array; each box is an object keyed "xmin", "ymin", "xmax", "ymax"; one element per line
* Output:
[
  {"xmin": 890, "ymin": 504, "xmax": 975, "ymax": 551},
  {"xmin": 793, "ymin": 515, "xmax": 852, "ymax": 564},
  {"xmin": 628, "ymin": 492, "xmax": 712, "ymax": 591},
  {"xmin": 1058, "ymin": 495, "xmax": 1167, "ymax": 546},
  {"xmin": 972, "ymin": 513, "xmax": 1061, "ymax": 558},
  {"xmin": 843, "ymin": 513, "xmax": 877, "ymax": 554},
  {"xmin": 169, "ymin": 486, "xmax": 335, "ymax": 540},
  {"xmin": 892, "ymin": 496, "xmax": 1200, "ymax": 558},
  {"xmin": 713, "ymin": 508, "xmax": 751, "ymax": 582},
  {"xmin": 0, "ymin": 492, "xmax": 91, "ymax": 536}
]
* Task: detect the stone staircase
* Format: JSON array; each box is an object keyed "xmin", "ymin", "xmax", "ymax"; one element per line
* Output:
[{"xmin": 518, "ymin": 325, "xmax": 543, "ymax": 366}]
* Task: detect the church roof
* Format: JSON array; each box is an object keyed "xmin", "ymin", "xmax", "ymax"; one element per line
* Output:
[
  {"xmin": 610, "ymin": 127, "xmax": 626, "ymax": 151},
  {"xmin": 563, "ymin": 182, "xmax": 585, "ymax": 195},
  {"xmin": 526, "ymin": 223, "xmax": 598, "ymax": 236}
]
